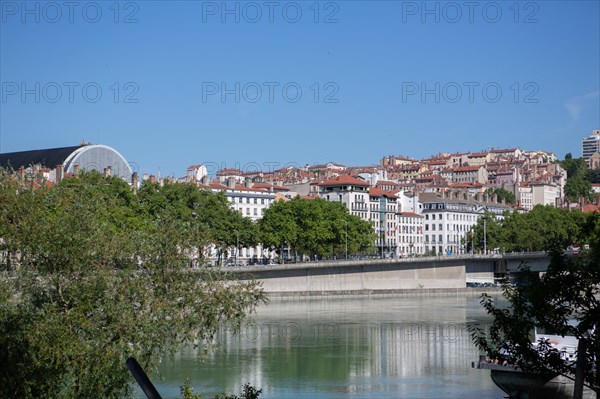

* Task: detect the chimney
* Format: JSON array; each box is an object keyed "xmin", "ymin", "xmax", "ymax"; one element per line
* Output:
[
  {"xmin": 244, "ymin": 177, "xmax": 252, "ymax": 188},
  {"xmin": 149, "ymin": 175, "xmax": 156, "ymax": 183},
  {"xmin": 131, "ymin": 172, "xmax": 139, "ymax": 193},
  {"xmin": 55, "ymin": 164, "xmax": 63, "ymax": 183},
  {"xmin": 227, "ymin": 177, "xmax": 236, "ymax": 189},
  {"xmin": 73, "ymin": 164, "xmax": 80, "ymax": 176}
]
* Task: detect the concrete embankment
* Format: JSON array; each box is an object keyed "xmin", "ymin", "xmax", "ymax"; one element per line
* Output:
[{"xmin": 226, "ymin": 255, "xmax": 529, "ymax": 297}]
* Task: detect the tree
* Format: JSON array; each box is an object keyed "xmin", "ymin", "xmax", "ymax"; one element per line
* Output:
[
  {"xmin": 561, "ymin": 153, "xmax": 594, "ymax": 202},
  {"xmin": 259, "ymin": 198, "xmax": 376, "ymax": 260},
  {"xmin": 470, "ymin": 206, "xmax": 593, "ymax": 253},
  {"xmin": 469, "ymin": 213, "xmax": 600, "ymax": 393},
  {"xmin": 259, "ymin": 199, "xmax": 298, "ymax": 260},
  {"xmin": 0, "ymin": 171, "xmax": 266, "ymax": 398},
  {"xmin": 486, "ymin": 187, "xmax": 516, "ymax": 205},
  {"xmin": 470, "ymin": 211, "xmax": 504, "ymax": 253}
]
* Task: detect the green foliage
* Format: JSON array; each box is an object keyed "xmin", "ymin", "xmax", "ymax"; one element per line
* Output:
[
  {"xmin": 259, "ymin": 198, "xmax": 376, "ymax": 259},
  {"xmin": 587, "ymin": 168, "xmax": 600, "ymax": 184},
  {"xmin": 485, "ymin": 187, "xmax": 516, "ymax": 205},
  {"xmin": 470, "ymin": 206, "xmax": 594, "ymax": 253},
  {"xmin": 469, "ymin": 213, "xmax": 600, "ymax": 389},
  {"xmin": 561, "ymin": 153, "xmax": 594, "ymax": 201},
  {"xmin": 0, "ymin": 171, "xmax": 266, "ymax": 399},
  {"xmin": 180, "ymin": 380, "xmax": 262, "ymax": 399}
]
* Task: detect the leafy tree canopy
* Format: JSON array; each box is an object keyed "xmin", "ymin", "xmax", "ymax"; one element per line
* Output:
[
  {"xmin": 469, "ymin": 213, "xmax": 600, "ymax": 391},
  {"xmin": 0, "ymin": 171, "xmax": 266, "ymax": 399}
]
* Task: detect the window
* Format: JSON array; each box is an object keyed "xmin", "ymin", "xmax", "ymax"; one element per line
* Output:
[
  {"xmin": 254, "ymin": 208, "xmax": 257, "ymax": 216},
  {"xmin": 246, "ymin": 208, "xmax": 250, "ymax": 215}
]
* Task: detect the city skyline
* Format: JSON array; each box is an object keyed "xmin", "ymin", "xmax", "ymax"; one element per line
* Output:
[{"xmin": 1, "ymin": 1, "xmax": 599, "ymax": 176}]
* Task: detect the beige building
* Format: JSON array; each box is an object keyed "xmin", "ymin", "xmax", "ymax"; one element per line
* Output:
[{"xmin": 530, "ymin": 183, "xmax": 560, "ymax": 207}]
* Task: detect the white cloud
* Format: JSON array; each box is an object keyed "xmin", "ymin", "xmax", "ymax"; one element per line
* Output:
[{"xmin": 564, "ymin": 91, "xmax": 600, "ymax": 122}]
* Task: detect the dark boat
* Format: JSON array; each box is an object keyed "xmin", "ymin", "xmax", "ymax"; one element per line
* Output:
[{"xmin": 474, "ymin": 359, "xmax": 596, "ymax": 399}]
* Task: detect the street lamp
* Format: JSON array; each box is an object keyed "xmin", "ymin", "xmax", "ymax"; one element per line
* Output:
[
  {"xmin": 483, "ymin": 217, "xmax": 487, "ymax": 255},
  {"xmin": 235, "ymin": 231, "xmax": 240, "ymax": 266},
  {"xmin": 345, "ymin": 218, "xmax": 348, "ymax": 260}
]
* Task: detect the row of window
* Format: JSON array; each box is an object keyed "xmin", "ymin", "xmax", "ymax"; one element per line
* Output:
[
  {"xmin": 425, "ymin": 213, "xmax": 477, "ymax": 222},
  {"xmin": 399, "ymin": 246, "xmax": 422, "ymax": 254},
  {"xmin": 424, "ymin": 223, "xmax": 473, "ymax": 232},
  {"xmin": 399, "ymin": 217, "xmax": 422, "ymax": 224},
  {"xmin": 238, "ymin": 207, "xmax": 260, "ymax": 216},
  {"xmin": 232, "ymin": 197, "xmax": 269, "ymax": 205},
  {"xmin": 400, "ymin": 236, "xmax": 420, "ymax": 243}
]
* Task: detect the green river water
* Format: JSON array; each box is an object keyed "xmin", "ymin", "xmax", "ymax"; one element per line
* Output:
[{"xmin": 138, "ymin": 294, "xmax": 505, "ymax": 399}]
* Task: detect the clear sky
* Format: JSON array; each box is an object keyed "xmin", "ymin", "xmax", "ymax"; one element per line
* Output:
[{"xmin": 1, "ymin": 0, "xmax": 599, "ymax": 177}]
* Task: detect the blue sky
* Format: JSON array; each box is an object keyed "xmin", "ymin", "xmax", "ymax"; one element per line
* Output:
[{"xmin": 1, "ymin": 1, "xmax": 599, "ymax": 177}]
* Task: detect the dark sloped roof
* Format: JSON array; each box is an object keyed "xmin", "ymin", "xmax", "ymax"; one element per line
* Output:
[{"xmin": 0, "ymin": 146, "xmax": 82, "ymax": 170}]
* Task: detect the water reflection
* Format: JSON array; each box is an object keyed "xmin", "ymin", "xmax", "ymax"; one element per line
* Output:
[{"xmin": 151, "ymin": 295, "xmax": 504, "ymax": 399}]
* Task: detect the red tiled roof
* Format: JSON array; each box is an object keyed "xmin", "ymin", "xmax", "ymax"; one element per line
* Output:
[
  {"xmin": 582, "ymin": 204, "xmax": 600, "ymax": 213},
  {"xmin": 216, "ymin": 168, "xmax": 243, "ymax": 176},
  {"xmin": 399, "ymin": 212, "xmax": 423, "ymax": 218},
  {"xmin": 453, "ymin": 166, "xmax": 480, "ymax": 172},
  {"xmin": 317, "ymin": 175, "xmax": 370, "ymax": 187},
  {"xmin": 369, "ymin": 187, "xmax": 397, "ymax": 198},
  {"xmin": 252, "ymin": 182, "xmax": 290, "ymax": 191}
]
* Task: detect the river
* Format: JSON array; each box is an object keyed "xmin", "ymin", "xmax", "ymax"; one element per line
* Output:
[{"xmin": 142, "ymin": 293, "xmax": 505, "ymax": 399}]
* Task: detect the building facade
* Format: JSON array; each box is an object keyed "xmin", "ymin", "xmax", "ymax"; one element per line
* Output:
[
  {"xmin": 397, "ymin": 212, "xmax": 424, "ymax": 256},
  {"xmin": 420, "ymin": 191, "xmax": 511, "ymax": 255},
  {"xmin": 582, "ymin": 130, "xmax": 600, "ymax": 162}
]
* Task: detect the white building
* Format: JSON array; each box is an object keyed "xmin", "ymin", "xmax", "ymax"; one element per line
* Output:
[
  {"xmin": 582, "ymin": 130, "xmax": 600, "ymax": 162},
  {"xmin": 419, "ymin": 191, "xmax": 512, "ymax": 256},
  {"xmin": 517, "ymin": 185, "xmax": 534, "ymax": 211},
  {"xmin": 318, "ymin": 175, "xmax": 400, "ymax": 257},
  {"xmin": 203, "ymin": 177, "xmax": 276, "ymax": 263},
  {"xmin": 186, "ymin": 165, "xmax": 208, "ymax": 182},
  {"xmin": 531, "ymin": 183, "xmax": 560, "ymax": 207},
  {"xmin": 397, "ymin": 212, "xmax": 424, "ymax": 256}
]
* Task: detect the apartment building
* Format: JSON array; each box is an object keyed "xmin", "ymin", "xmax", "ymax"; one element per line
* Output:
[
  {"xmin": 419, "ymin": 191, "xmax": 512, "ymax": 255},
  {"xmin": 582, "ymin": 130, "xmax": 600, "ymax": 162},
  {"xmin": 318, "ymin": 175, "xmax": 399, "ymax": 257},
  {"xmin": 397, "ymin": 212, "xmax": 424, "ymax": 256}
]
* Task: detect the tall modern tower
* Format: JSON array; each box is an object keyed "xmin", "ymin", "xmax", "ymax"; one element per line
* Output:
[{"xmin": 582, "ymin": 130, "xmax": 600, "ymax": 161}]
